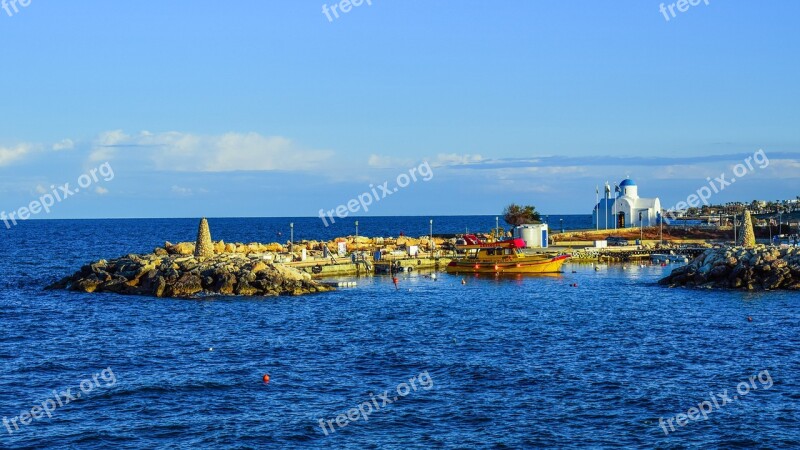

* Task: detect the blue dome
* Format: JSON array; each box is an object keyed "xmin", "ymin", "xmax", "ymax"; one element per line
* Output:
[{"xmin": 619, "ymin": 179, "xmax": 636, "ymax": 187}]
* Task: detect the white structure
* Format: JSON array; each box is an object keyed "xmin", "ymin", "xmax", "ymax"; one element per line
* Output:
[
  {"xmin": 592, "ymin": 179, "xmax": 662, "ymax": 228},
  {"xmin": 513, "ymin": 224, "xmax": 548, "ymax": 248}
]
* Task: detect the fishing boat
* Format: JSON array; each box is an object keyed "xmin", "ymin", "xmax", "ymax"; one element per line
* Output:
[{"xmin": 445, "ymin": 235, "xmax": 569, "ymax": 274}]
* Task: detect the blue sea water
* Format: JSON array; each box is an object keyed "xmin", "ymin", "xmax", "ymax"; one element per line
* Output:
[{"xmin": 1, "ymin": 217, "xmax": 798, "ymax": 449}]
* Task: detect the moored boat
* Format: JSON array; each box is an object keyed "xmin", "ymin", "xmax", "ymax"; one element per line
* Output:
[
  {"xmin": 445, "ymin": 235, "xmax": 569, "ymax": 274},
  {"xmin": 650, "ymin": 253, "xmax": 688, "ymax": 264}
]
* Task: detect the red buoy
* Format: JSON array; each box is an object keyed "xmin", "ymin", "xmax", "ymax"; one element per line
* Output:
[{"xmin": 262, "ymin": 374, "xmax": 270, "ymax": 383}]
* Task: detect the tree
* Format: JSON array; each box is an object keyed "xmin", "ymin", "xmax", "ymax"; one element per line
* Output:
[{"xmin": 503, "ymin": 204, "xmax": 541, "ymax": 226}]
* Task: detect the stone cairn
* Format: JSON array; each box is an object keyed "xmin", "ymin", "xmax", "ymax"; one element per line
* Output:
[
  {"xmin": 738, "ymin": 210, "xmax": 756, "ymax": 249},
  {"xmin": 194, "ymin": 218, "xmax": 214, "ymax": 258}
]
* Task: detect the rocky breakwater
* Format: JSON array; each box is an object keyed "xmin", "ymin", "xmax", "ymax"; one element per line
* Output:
[
  {"xmin": 659, "ymin": 245, "xmax": 800, "ymax": 290},
  {"xmin": 46, "ymin": 252, "xmax": 333, "ymax": 298},
  {"xmin": 46, "ymin": 218, "xmax": 332, "ymax": 298}
]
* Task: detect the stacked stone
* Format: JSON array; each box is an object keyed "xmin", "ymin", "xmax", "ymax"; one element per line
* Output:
[
  {"xmin": 194, "ymin": 218, "xmax": 214, "ymax": 258},
  {"xmin": 739, "ymin": 210, "xmax": 756, "ymax": 249}
]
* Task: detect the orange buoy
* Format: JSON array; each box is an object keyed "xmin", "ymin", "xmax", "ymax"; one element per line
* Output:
[{"xmin": 262, "ymin": 374, "xmax": 270, "ymax": 383}]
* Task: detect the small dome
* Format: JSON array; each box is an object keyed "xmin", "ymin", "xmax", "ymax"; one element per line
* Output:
[{"xmin": 620, "ymin": 179, "xmax": 636, "ymax": 187}]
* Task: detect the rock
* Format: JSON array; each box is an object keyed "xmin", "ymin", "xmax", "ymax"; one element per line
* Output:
[
  {"xmin": 235, "ymin": 279, "xmax": 259, "ymax": 296},
  {"xmin": 172, "ymin": 242, "xmax": 195, "ymax": 255},
  {"xmin": 152, "ymin": 276, "xmax": 167, "ymax": 297},
  {"xmin": 72, "ymin": 276, "xmax": 103, "ymax": 293},
  {"xmin": 213, "ymin": 272, "xmax": 237, "ymax": 295},
  {"xmin": 263, "ymin": 243, "xmax": 283, "ymax": 252},
  {"xmin": 214, "ymin": 240, "xmax": 226, "ymax": 254},
  {"xmin": 251, "ymin": 261, "xmax": 268, "ymax": 273},
  {"xmin": 764, "ymin": 273, "xmax": 784, "ymax": 290},
  {"xmin": 166, "ymin": 273, "xmax": 203, "ymax": 297}
]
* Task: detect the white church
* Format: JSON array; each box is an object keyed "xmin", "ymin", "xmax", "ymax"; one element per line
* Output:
[{"xmin": 592, "ymin": 179, "xmax": 662, "ymax": 229}]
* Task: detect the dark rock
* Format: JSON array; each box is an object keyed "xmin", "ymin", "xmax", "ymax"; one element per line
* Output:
[
  {"xmin": 234, "ymin": 279, "xmax": 258, "ymax": 296},
  {"xmin": 165, "ymin": 273, "xmax": 203, "ymax": 297},
  {"xmin": 213, "ymin": 272, "xmax": 237, "ymax": 295}
]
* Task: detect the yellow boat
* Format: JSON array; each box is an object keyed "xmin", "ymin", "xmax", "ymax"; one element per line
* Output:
[{"xmin": 445, "ymin": 237, "xmax": 569, "ymax": 274}]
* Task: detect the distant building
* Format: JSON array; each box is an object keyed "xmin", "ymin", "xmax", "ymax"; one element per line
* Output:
[{"xmin": 592, "ymin": 179, "xmax": 662, "ymax": 228}]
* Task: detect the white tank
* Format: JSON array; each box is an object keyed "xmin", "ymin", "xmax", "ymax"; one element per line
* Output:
[{"xmin": 513, "ymin": 224, "xmax": 548, "ymax": 248}]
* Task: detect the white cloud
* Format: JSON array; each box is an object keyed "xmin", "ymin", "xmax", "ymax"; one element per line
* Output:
[
  {"xmin": 434, "ymin": 153, "xmax": 483, "ymax": 166},
  {"xmin": 366, "ymin": 152, "xmax": 484, "ymax": 169},
  {"xmin": 367, "ymin": 154, "xmax": 414, "ymax": 168},
  {"xmin": 52, "ymin": 139, "xmax": 75, "ymax": 151},
  {"xmin": 95, "ymin": 187, "xmax": 109, "ymax": 195},
  {"xmin": 0, "ymin": 143, "xmax": 36, "ymax": 167},
  {"xmin": 90, "ymin": 130, "xmax": 334, "ymax": 172},
  {"xmin": 171, "ymin": 185, "xmax": 193, "ymax": 196}
]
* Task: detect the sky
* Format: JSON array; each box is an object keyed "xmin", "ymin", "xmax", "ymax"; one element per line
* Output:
[{"xmin": 1, "ymin": 0, "xmax": 799, "ymax": 220}]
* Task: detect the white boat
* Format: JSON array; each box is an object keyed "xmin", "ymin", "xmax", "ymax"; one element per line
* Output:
[{"xmin": 651, "ymin": 253, "xmax": 688, "ymax": 264}]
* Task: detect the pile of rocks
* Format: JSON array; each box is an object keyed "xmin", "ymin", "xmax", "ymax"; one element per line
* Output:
[
  {"xmin": 46, "ymin": 217, "xmax": 332, "ymax": 298},
  {"xmin": 46, "ymin": 253, "xmax": 333, "ymax": 298},
  {"xmin": 659, "ymin": 245, "xmax": 800, "ymax": 290}
]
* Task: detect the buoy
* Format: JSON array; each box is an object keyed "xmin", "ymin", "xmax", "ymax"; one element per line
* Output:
[
  {"xmin": 392, "ymin": 277, "xmax": 399, "ymax": 290},
  {"xmin": 431, "ymin": 273, "xmax": 437, "ymax": 280},
  {"xmin": 747, "ymin": 316, "xmax": 753, "ymax": 322},
  {"xmin": 262, "ymin": 374, "xmax": 270, "ymax": 383},
  {"xmin": 461, "ymin": 278, "xmax": 466, "ymax": 285},
  {"xmin": 209, "ymin": 347, "xmax": 213, "ymax": 351}
]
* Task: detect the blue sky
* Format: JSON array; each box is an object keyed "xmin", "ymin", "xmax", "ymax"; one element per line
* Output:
[{"xmin": 1, "ymin": 0, "xmax": 799, "ymax": 219}]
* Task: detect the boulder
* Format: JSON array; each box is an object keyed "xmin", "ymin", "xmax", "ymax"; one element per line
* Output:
[
  {"xmin": 172, "ymin": 242, "xmax": 195, "ymax": 255},
  {"xmin": 165, "ymin": 273, "xmax": 203, "ymax": 297}
]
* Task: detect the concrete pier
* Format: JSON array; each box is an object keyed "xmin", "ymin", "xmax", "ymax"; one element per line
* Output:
[{"xmin": 286, "ymin": 256, "xmax": 452, "ymax": 278}]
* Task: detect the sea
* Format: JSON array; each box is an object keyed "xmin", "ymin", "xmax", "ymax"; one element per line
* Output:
[{"xmin": 1, "ymin": 216, "xmax": 798, "ymax": 449}]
